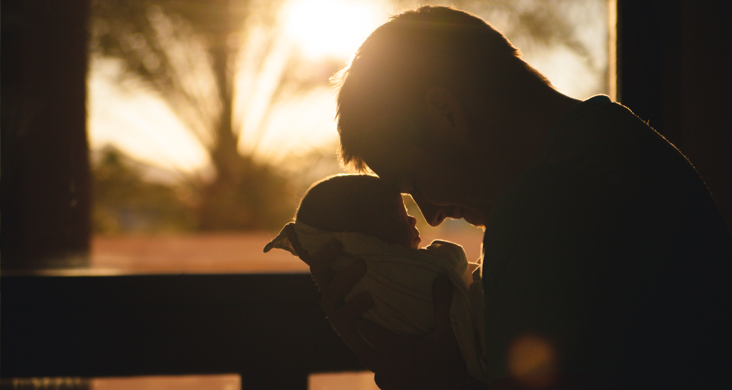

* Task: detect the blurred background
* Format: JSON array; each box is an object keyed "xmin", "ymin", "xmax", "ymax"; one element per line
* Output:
[{"xmin": 82, "ymin": 0, "xmax": 610, "ymax": 274}]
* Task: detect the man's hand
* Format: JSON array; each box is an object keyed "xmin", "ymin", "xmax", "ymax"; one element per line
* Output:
[
  {"xmin": 306, "ymin": 240, "xmax": 476, "ymax": 389},
  {"xmin": 356, "ymin": 274, "xmax": 475, "ymax": 390}
]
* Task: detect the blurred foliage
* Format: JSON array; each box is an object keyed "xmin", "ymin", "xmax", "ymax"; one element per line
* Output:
[
  {"xmin": 88, "ymin": 0, "xmax": 338, "ymax": 231},
  {"xmin": 449, "ymin": 0, "xmax": 596, "ymax": 55},
  {"xmin": 92, "ymin": 147, "xmax": 197, "ymax": 234},
  {"xmin": 395, "ymin": 0, "xmax": 607, "ymax": 84},
  {"xmin": 87, "ymin": 0, "xmax": 606, "ymax": 233},
  {"xmin": 195, "ymin": 153, "xmax": 297, "ymax": 230}
]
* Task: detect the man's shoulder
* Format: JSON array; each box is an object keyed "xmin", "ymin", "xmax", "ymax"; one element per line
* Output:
[{"xmin": 483, "ymin": 93, "xmax": 729, "ymax": 257}]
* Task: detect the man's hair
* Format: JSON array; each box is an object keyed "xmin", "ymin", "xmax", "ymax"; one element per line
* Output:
[
  {"xmin": 332, "ymin": 5, "xmax": 552, "ymax": 172},
  {"xmin": 296, "ymin": 174, "xmax": 399, "ymax": 233}
]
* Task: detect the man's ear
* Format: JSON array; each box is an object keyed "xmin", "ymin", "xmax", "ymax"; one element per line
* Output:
[{"xmin": 424, "ymin": 87, "xmax": 470, "ymax": 138}]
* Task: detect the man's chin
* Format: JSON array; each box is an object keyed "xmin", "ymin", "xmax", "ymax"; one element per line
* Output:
[
  {"xmin": 460, "ymin": 208, "xmax": 487, "ymax": 228},
  {"xmin": 446, "ymin": 207, "xmax": 463, "ymax": 220}
]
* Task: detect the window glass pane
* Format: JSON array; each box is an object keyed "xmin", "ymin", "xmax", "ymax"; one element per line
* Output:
[{"xmin": 87, "ymin": 0, "xmax": 609, "ymax": 274}]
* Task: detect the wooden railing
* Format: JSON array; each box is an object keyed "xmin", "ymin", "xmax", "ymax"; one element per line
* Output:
[{"xmin": 1, "ymin": 273, "xmax": 363, "ymax": 389}]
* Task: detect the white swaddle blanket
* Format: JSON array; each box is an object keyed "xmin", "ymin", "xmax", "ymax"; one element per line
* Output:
[{"xmin": 264, "ymin": 221, "xmax": 489, "ymax": 385}]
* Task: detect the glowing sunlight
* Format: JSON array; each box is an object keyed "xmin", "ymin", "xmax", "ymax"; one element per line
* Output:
[
  {"xmin": 87, "ymin": 58, "xmax": 210, "ymax": 176},
  {"xmin": 283, "ymin": 0, "xmax": 386, "ymax": 59}
]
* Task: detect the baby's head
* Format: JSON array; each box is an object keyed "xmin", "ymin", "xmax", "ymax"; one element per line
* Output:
[{"xmin": 296, "ymin": 175, "xmax": 421, "ymax": 249}]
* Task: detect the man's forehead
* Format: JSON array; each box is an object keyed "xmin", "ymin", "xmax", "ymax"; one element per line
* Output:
[
  {"xmin": 362, "ymin": 155, "xmax": 412, "ymax": 191},
  {"xmin": 350, "ymin": 113, "xmax": 422, "ymax": 190},
  {"xmin": 360, "ymin": 136, "xmax": 417, "ymax": 175}
]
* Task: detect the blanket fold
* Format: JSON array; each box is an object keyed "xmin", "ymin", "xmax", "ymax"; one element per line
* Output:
[{"xmin": 264, "ymin": 221, "xmax": 489, "ymax": 385}]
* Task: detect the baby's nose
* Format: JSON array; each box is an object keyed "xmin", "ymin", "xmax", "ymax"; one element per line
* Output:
[{"xmin": 408, "ymin": 215, "xmax": 417, "ymax": 226}]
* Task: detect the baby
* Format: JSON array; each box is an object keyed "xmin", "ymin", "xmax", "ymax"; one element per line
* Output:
[
  {"xmin": 293, "ymin": 173, "xmax": 422, "ymax": 249},
  {"xmin": 264, "ymin": 174, "xmax": 488, "ymax": 385}
]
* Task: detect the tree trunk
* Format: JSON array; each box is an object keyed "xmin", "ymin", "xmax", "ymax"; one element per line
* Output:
[{"xmin": 198, "ymin": 29, "xmax": 254, "ymax": 230}]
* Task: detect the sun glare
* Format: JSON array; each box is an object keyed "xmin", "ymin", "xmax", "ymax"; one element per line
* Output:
[{"xmin": 284, "ymin": 0, "xmax": 386, "ymax": 59}]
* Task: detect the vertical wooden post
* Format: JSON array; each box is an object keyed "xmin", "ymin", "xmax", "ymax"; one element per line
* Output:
[{"xmin": 1, "ymin": 0, "xmax": 92, "ymax": 268}]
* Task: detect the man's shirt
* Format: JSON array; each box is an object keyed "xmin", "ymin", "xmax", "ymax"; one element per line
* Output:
[{"xmin": 481, "ymin": 95, "xmax": 731, "ymax": 388}]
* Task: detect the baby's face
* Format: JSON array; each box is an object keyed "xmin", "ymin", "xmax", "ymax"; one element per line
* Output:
[{"xmin": 366, "ymin": 194, "xmax": 421, "ymax": 249}]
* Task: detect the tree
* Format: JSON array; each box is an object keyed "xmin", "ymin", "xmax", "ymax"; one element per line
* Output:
[
  {"xmin": 395, "ymin": 0, "xmax": 608, "ymax": 97},
  {"xmin": 92, "ymin": 147, "xmax": 197, "ymax": 234},
  {"xmin": 89, "ymin": 0, "xmax": 333, "ymax": 230}
]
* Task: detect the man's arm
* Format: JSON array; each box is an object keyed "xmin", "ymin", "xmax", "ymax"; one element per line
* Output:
[{"xmin": 306, "ymin": 240, "xmax": 482, "ymax": 390}]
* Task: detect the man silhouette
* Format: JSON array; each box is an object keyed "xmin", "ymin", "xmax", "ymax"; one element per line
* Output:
[{"xmin": 307, "ymin": 6, "xmax": 731, "ymax": 389}]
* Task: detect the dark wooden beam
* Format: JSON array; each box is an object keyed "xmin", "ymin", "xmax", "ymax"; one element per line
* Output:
[
  {"xmin": 1, "ymin": 274, "xmax": 363, "ymax": 389},
  {"xmin": 1, "ymin": 0, "xmax": 92, "ymax": 268}
]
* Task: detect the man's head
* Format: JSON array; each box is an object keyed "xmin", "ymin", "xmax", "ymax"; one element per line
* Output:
[
  {"xmin": 296, "ymin": 174, "xmax": 421, "ymax": 249},
  {"xmin": 331, "ymin": 6, "xmax": 553, "ymax": 226},
  {"xmin": 333, "ymin": 5, "xmax": 551, "ymax": 173}
]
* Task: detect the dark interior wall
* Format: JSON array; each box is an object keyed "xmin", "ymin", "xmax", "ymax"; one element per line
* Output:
[
  {"xmin": 618, "ymin": 0, "xmax": 732, "ymax": 231},
  {"xmin": 677, "ymin": 1, "xmax": 732, "ymax": 231},
  {"xmin": 1, "ymin": 0, "xmax": 92, "ymax": 267}
]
